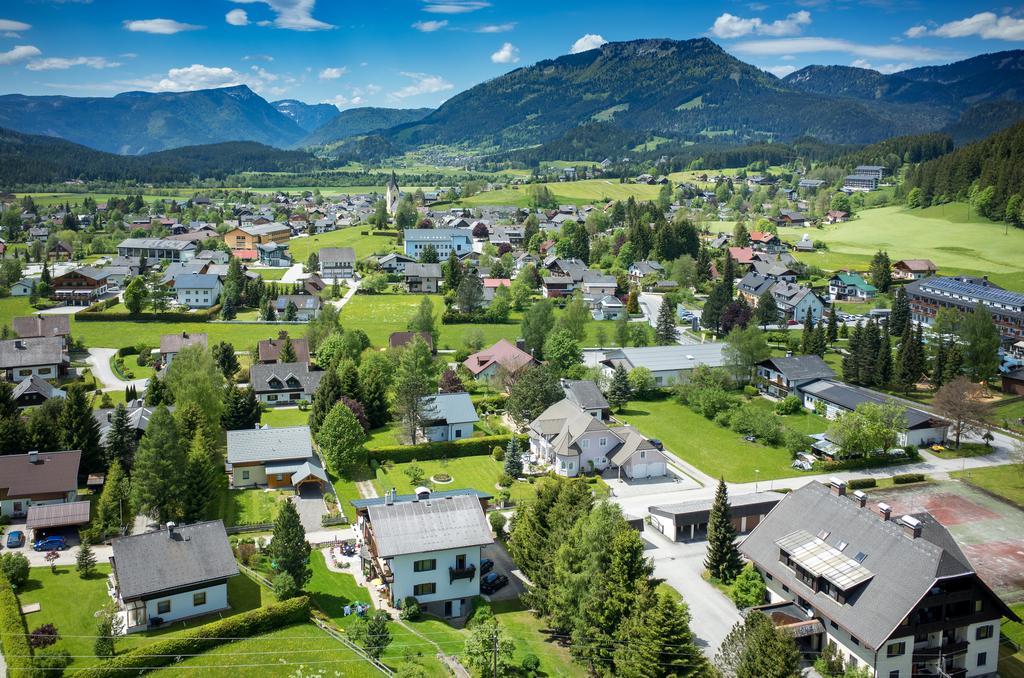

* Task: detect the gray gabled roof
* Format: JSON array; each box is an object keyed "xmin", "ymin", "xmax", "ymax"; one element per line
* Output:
[
  {"xmin": 405, "ymin": 263, "xmax": 442, "ymax": 278},
  {"xmin": 562, "ymin": 379, "xmax": 609, "ymax": 411},
  {"xmin": 226, "ymin": 425, "xmax": 314, "ymax": 465},
  {"xmin": 319, "ymin": 247, "xmax": 355, "ymax": 264},
  {"xmin": 111, "ymin": 520, "xmax": 238, "ymax": 601},
  {"xmin": 12, "ymin": 374, "xmax": 65, "ymax": 401},
  {"xmin": 0, "ymin": 336, "xmax": 66, "ymax": 369},
  {"xmin": 420, "ymin": 392, "xmax": 479, "ymax": 426},
  {"xmin": 601, "ymin": 344, "xmax": 727, "ymax": 372},
  {"xmin": 249, "ymin": 362, "xmax": 324, "ymax": 394},
  {"xmin": 12, "ymin": 315, "xmax": 70, "ymax": 339},
  {"xmin": 173, "ymin": 273, "xmax": 221, "ymax": 290},
  {"xmin": 800, "ymin": 379, "xmax": 938, "ymax": 429},
  {"xmin": 758, "ymin": 355, "xmax": 835, "ymax": 382},
  {"xmin": 118, "ymin": 238, "xmax": 196, "ymax": 251},
  {"xmin": 367, "ymin": 494, "xmax": 493, "ymax": 557}
]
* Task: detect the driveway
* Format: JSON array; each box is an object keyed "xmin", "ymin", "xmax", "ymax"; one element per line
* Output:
[
  {"xmin": 279, "ymin": 264, "xmax": 307, "ymax": 284},
  {"xmin": 480, "ymin": 541, "xmax": 525, "ymax": 602},
  {"xmin": 638, "ymin": 292, "xmax": 699, "ymax": 345},
  {"xmin": 86, "ymin": 348, "xmax": 149, "ymax": 393},
  {"xmin": 293, "ymin": 484, "xmax": 327, "ymax": 533},
  {"xmin": 327, "ymin": 279, "xmax": 360, "ymax": 310}
]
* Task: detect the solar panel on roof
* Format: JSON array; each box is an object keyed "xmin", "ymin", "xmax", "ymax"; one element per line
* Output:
[
  {"xmin": 854, "ymin": 552, "xmax": 867, "ymax": 563},
  {"xmin": 776, "ymin": 530, "xmax": 873, "ymax": 591}
]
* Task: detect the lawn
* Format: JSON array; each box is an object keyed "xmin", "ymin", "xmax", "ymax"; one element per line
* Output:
[
  {"xmin": 365, "ymin": 421, "xmax": 403, "ymax": 449},
  {"xmin": 1000, "ymin": 604, "xmax": 1024, "ymax": 678},
  {"xmin": 993, "ymin": 398, "xmax": 1024, "ymax": 434},
  {"xmin": 0, "ymin": 296, "xmax": 39, "ymax": 330},
  {"xmin": 782, "ymin": 203, "xmax": 1024, "ymax": 292},
  {"xmin": 212, "ymin": 485, "xmax": 290, "ymax": 526},
  {"xmin": 288, "ymin": 227, "xmax": 399, "ymax": 264},
  {"xmin": 252, "ymin": 268, "xmax": 288, "ymax": 280},
  {"xmin": 305, "ymin": 550, "xmax": 371, "ymax": 630},
  {"xmin": 484, "ymin": 599, "xmax": 587, "ymax": 677},
  {"xmin": 457, "ymin": 179, "xmax": 663, "ymax": 207},
  {"xmin": 260, "ymin": 407, "xmax": 310, "ymax": 428},
  {"xmin": 110, "ymin": 354, "xmax": 155, "ymax": 381},
  {"xmin": 616, "ymin": 398, "xmax": 813, "ymax": 483},
  {"xmin": 70, "ymin": 317, "xmax": 310, "ymax": 351},
  {"xmin": 951, "ymin": 466, "xmax": 1024, "ymax": 509},
  {"xmin": 929, "ymin": 442, "xmax": 994, "ymax": 459}
]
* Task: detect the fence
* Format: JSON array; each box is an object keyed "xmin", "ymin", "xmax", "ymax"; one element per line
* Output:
[{"xmin": 225, "ymin": 523, "xmax": 274, "ymax": 535}]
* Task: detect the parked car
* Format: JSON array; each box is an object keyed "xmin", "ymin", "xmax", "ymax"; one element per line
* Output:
[
  {"xmin": 33, "ymin": 535, "xmax": 67, "ymax": 552},
  {"xmin": 481, "ymin": 572, "xmax": 509, "ymax": 594},
  {"xmin": 480, "ymin": 558, "xmax": 494, "ymax": 575},
  {"xmin": 6, "ymin": 531, "xmax": 24, "ymax": 548}
]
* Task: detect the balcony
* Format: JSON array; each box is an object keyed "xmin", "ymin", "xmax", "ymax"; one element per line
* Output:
[
  {"xmin": 449, "ymin": 563, "xmax": 477, "ymax": 584},
  {"xmin": 912, "ymin": 639, "xmax": 968, "ymax": 661}
]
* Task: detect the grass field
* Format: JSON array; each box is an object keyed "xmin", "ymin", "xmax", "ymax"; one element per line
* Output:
[
  {"xmin": 252, "ymin": 268, "xmax": 288, "ymax": 280},
  {"xmin": 288, "ymin": 228, "xmax": 399, "ymax": 264},
  {"xmin": 260, "ymin": 407, "xmax": 311, "ymax": 428},
  {"xmin": 783, "ymin": 203, "xmax": 1024, "ymax": 291},
  {"xmin": 952, "ymin": 466, "xmax": 1024, "ymax": 509},
  {"xmin": 0, "ymin": 296, "xmax": 40, "ymax": 330},
  {"xmin": 616, "ymin": 398, "xmax": 827, "ymax": 483},
  {"xmin": 456, "ymin": 178, "xmax": 663, "ymax": 207},
  {"xmin": 993, "ymin": 398, "xmax": 1024, "ymax": 434},
  {"xmin": 70, "ymin": 317, "xmax": 308, "ymax": 351},
  {"xmin": 213, "ymin": 486, "xmax": 290, "ymax": 526}
]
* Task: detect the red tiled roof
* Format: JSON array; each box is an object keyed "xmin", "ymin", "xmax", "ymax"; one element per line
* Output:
[
  {"xmin": 463, "ymin": 339, "xmax": 536, "ymax": 376},
  {"xmin": 728, "ymin": 247, "xmax": 754, "ymax": 264},
  {"xmin": 482, "ymin": 278, "xmax": 511, "ymax": 288}
]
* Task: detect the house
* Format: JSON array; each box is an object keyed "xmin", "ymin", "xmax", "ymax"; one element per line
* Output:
[
  {"xmin": 737, "ymin": 272, "xmax": 776, "ymax": 306},
  {"xmin": 0, "ymin": 450, "xmax": 80, "ymax": 519},
  {"xmin": 843, "ymin": 174, "xmax": 877, "ymax": 191},
  {"xmin": 749, "ymin": 231, "xmax": 783, "ymax": 252},
  {"xmin": 257, "ymin": 332, "xmax": 311, "ymax": 364},
  {"xmin": 418, "ymin": 393, "xmax": 479, "ymax": 442},
  {"xmin": 628, "ymin": 260, "xmax": 664, "ymax": 286},
  {"xmin": 773, "ymin": 210, "xmax": 809, "ymax": 227},
  {"xmin": 94, "ymin": 400, "xmax": 172, "ymax": 446},
  {"xmin": 159, "ymin": 332, "xmax": 207, "ymax": 368},
  {"xmin": 358, "ymin": 490, "xmax": 493, "ymax": 618},
  {"xmin": 906, "ymin": 276, "xmax": 1024, "ymax": 343},
  {"xmin": 51, "ymin": 266, "xmax": 110, "ymax": 306},
  {"xmin": 826, "ymin": 210, "xmax": 849, "ymax": 224},
  {"xmin": 828, "ymin": 272, "xmax": 878, "ymax": 301},
  {"xmin": 318, "ymin": 247, "xmax": 356, "ymax": 279},
  {"xmin": 771, "ymin": 282, "xmax": 826, "ymax": 323},
  {"xmin": 751, "ymin": 260, "xmax": 797, "ymax": 282},
  {"xmin": 0, "ymin": 336, "xmax": 68, "ymax": 383},
  {"xmin": 728, "ymin": 247, "xmax": 755, "ymax": 266},
  {"xmin": 481, "ymin": 278, "xmax": 511, "ymax": 304},
  {"xmin": 404, "ymin": 263, "xmax": 442, "ymax": 294},
  {"xmin": 542, "ymin": 275, "xmax": 574, "ymax": 298},
  {"xmin": 13, "ymin": 315, "xmax": 71, "ymax": 349},
  {"xmin": 592, "ymin": 295, "xmax": 626, "ymax": 320},
  {"xmin": 463, "ymin": 339, "xmax": 538, "ymax": 381},
  {"xmin": 800, "ymin": 379, "xmax": 948, "ymax": 447},
  {"xmin": 223, "ymin": 223, "xmax": 291, "ymax": 252},
  {"xmin": 48, "ymin": 241, "xmax": 73, "ymax": 261},
  {"xmin": 389, "ymin": 331, "xmax": 434, "ymax": 352},
  {"xmin": 249, "ymin": 362, "xmax": 324, "ymax": 405},
  {"xmin": 173, "ymin": 274, "xmax": 222, "ymax": 309},
  {"xmin": 599, "ymin": 344, "xmax": 728, "ymax": 387},
  {"xmin": 756, "ymin": 355, "xmax": 836, "ymax": 399},
  {"xmin": 28, "ymin": 227, "xmax": 49, "ymax": 242},
  {"xmin": 377, "ymin": 253, "xmax": 417, "ymax": 274},
  {"xmin": 274, "ymin": 295, "xmax": 321, "ymax": 321},
  {"xmin": 794, "ymin": 234, "xmax": 815, "ymax": 252},
  {"xmin": 12, "ymin": 375, "xmax": 65, "ymax": 408},
  {"xmin": 226, "ymin": 425, "xmax": 327, "ymax": 490},
  {"xmin": 403, "ymin": 228, "xmax": 473, "ymax": 259},
  {"xmin": 257, "ymin": 242, "xmax": 292, "ymax": 267},
  {"xmin": 109, "ymin": 520, "xmax": 239, "ymax": 632},
  {"xmin": 561, "ymin": 379, "xmax": 609, "ymax": 419},
  {"xmin": 581, "ymin": 271, "xmax": 617, "ymax": 297},
  {"xmin": 545, "ymin": 258, "xmax": 587, "ymax": 283},
  {"xmin": 1002, "ymin": 367, "xmax": 1024, "ymax": 396},
  {"xmin": 528, "ymin": 398, "xmax": 668, "ymax": 479},
  {"xmin": 739, "ymin": 480, "xmax": 1015, "ymax": 677},
  {"xmin": 798, "ymin": 179, "xmax": 826, "ymax": 190},
  {"xmin": 649, "ymin": 491, "xmax": 784, "ymax": 541},
  {"xmin": 892, "ymin": 259, "xmax": 937, "ymax": 281},
  {"xmin": 117, "ymin": 238, "xmax": 196, "ymax": 262},
  {"xmin": 10, "ymin": 279, "xmax": 34, "ymax": 297}
]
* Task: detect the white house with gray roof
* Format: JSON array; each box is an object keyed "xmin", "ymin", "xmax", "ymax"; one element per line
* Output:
[
  {"xmin": 109, "ymin": 520, "xmax": 239, "ymax": 632},
  {"xmin": 116, "ymin": 238, "xmax": 196, "ymax": 262},
  {"xmin": 249, "ymin": 362, "xmax": 324, "ymax": 406},
  {"xmin": 0, "ymin": 336, "xmax": 69, "ymax": 383},
  {"xmin": 403, "ymin": 228, "xmax": 473, "ymax": 259},
  {"xmin": 359, "ymin": 491, "xmax": 493, "ymax": 618},
  {"xmin": 599, "ymin": 344, "xmax": 728, "ymax": 387},
  {"xmin": 226, "ymin": 425, "xmax": 327, "ymax": 490},
  {"xmin": 418, "ymin": 393, "xmax": 479, "ymax": 443},
  {"xmin": 173, "ymin": 273, "xmax": 222, "ymax": 309}
]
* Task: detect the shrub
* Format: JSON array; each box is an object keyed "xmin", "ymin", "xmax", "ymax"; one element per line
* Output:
[
  {"xmin": 0, "ymin": 552, "xmax": 29, "ymax": 589},
  {"xmin": 846, "ymin": 478, "xmax": 877, "ymax": 490},
  {"xmin": 893, "ymin": 473, "xmax": 926, "ymax": 485},
  {"xmin": 74, "ymin": 597, "xmax": 311, "ymax": 677},
  {"xmin": 730, "ymin": 404, "xmax": 782, "ymax": 445},
  {"xmin": 775, "ymin": 395, "xmax": 802, "ymax": 415},
  {"xmin": 236, "ymin": 542, "xmax": 257, "ymax": 566},
  {"xmin": 272, "ymin": 572, "xmax": 300, "ymax": 600},
  {"xmin": 489, "ymin": 511, "xmax": 507, "ymax": 537},
  {"xmin": 730, "ymin": 563, "xmax": 767, "ymax": 609},
  {"xmin": 742, "ymin": 384, "xmax": 758, "ymax": 397},
  {"xmin": 368, "ymin": 434, "xmax": 529, "ymax": 464},
  {"xmin": 522, "ymin": 654, "xmax": 541, "ymax": 674},
  {"xmin": 28, "ymin": 623, "xmax": 59, "ymax": 649},
  {"xmin": 0, "ymin": 571, "xmax": 33, "ymax": 678},
  {"xmin": 498, "ymin": 473, "xmax": 513, "ymax": 488},
  {"xmin": 31, "ymin": 647, "xmax": 71, "ymax": 676},
  {"xmin": 492, "ymin": 446, "xmax": 504, "ymax": 461},
  {"xmin": 783, "ymin": 429, "xmax": 811, "ymax": 456},
  {"xmin": 692, "ymin": 386, "xmax": 734, "ymax": 419},
  {"xmin": 399, "ymin": 597, "xmax": 421, "ymax": 621}
]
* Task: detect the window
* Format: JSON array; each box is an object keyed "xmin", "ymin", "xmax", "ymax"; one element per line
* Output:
[
  {"xmin": 275, "ymin": 474, "xmax": 284, "ymax": 481},
  {"xmin": 268, "ymin": 394, "xmax": 278, "ymax": 402},
  {"xmin": 850, "ymin": 636, "xmax": 860, "ymax": 646},
  {"xmin": 599, "ymin": 438, "xmax": 607, "ymax": 447},
  {"xmin": 977, "ymin": 652, "xmax": 987, "ymax": 667},
  {"xmin": 580, "ymin": 439, "xmax": 589, "ymax": 449},
  {"xmin": 241, "ymin": 470, "xmax": 250, "ymax": 480},
  {"xmin": 18, "ymin": 369, "xmax": 31, "ymax": 376},
  {"xmin": 888, "ymin": 671, "xmax": 900, "ymax": 678},
  {"xmin": 975, "ymin": 600, "xmax": 984, "ymax": 613},
  {"xmin": 976, "ymin": 625, "xmax": 994, "ymax": 640},
  {"xmin": 887, "ymin": 642, "xmax": 906, "ymax": 657},
  {"xmin": 830, "ymin": 620, "xmax": 838, "ymax": 630},
  {"xmin": 193, "ymin": 592, "xmax": 206, "ymax": 607},
  {"xmin": 413, "ymin": 583, "xmax": 436, "ymax": 596},
  {"xmin": 413, "ymin": 559, "xmax": 436, "ymax": 572},
  {"xmin": 38, "ymin": 368, "xmax": 50, "ymax": 375},
  {"xmin": 157, "ymin": 600, "xmax": 171, "ymax": 615},
  {"xmin": 455, "ymin": 429, "xmax": 462, "ymax": 439}
]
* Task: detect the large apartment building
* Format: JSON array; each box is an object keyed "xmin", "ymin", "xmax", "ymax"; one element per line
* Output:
[
  {"xmin": 403, "ymin": 228, "xmax": 473, "ymax": 259},
  {"xmin": 906, "ymin": 275, "xmax": 1024, "ymax": 344},
  {"xmin": 741, "ymin": 480, "xmax": 1016, "ymax": 678}
]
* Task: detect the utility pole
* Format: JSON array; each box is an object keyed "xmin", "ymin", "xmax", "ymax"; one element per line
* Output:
[{"xmin": 492, "ymin": 628, "xmax": 499, "ymax": 678}]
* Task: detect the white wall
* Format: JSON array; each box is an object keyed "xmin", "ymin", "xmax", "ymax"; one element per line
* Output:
[
  {"xmin": 6, "ymin": 364, "xmax": 59, "ymax": 383},
  {"xmin": 966, "ymin": 619, "xmax": 1000, "ymax": 677},
  {"xmin": 232, "ymin": 464, "xmax": 267, "ymax": 487},
  {"xmin": 142, "ymin": 582, "xmax": 229, "ymax": 628},
  {"xmin": 390, "ymin": 546, "xmax": 482, "ymax": 612}
]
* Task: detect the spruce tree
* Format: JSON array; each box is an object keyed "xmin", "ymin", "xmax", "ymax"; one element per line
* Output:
[
  {"xmin": 145, "ymin": 375, "xmax": 169, "ymax": 406},
  {"xmin": 60, "ymin": 384, "xmax": 104, "ymax": 475},
  {"xmin": 76, "ymin": 537, "xmax": 97, "ymax": 578},
  {"xmin": 242, "ymin": 386, "xmax": 262, "ymax": 428},
  {"xmin": 130, "ymin": 406, "xmax": 186, "ymax": 524},
  {"xmin": 894, "ymin": 322, "xmax": 921, "ymax": 394},
  {"xmin": 607, "ymin": 363, "xmax": 632, "ymax": 412},
  {"xmin": 95, "ymin": 460, "xmax": 131, "ymax": 540},
  {"xmin": 654, "ymin": 298, "xmax": 680, "ymax": 345},
  {"xmin": 309, "ymin": 367, "xmax": 342, "ymax": 434},
  {"xmin": 182, "ymin": 426, "xmax": 220, "ymax": 523},
  {"xmin": 826, "ymin": 308, "xmax": 838, "ymax": 345},
  {"xmin": 858, "ymin": 320, "xmax": 880, "ymax": 386},
  {"xmin": 943, "ymin": 343, "xmax": 964, "ymax": 385},
  {"xmin": 278, "ymin": 336, "xmax": 297, "ymax": 363},
  {"xmin": 105, "ymin": 403, "xmax": 136, "ymax": 469},
  {"xmin": 890, "ymin": 286, "xmax": 910, "ymax": 336},
  {"xmin": 874, "ymin": 333, "xmax": 893, "ymax": 387},
  {"xmin": 842, "ymin": 321, "xmax": 862, "ymax": 382},
  {"xmin": 812, "ymin": 323, "xmax": 827, "ymax": 357},
  {"xmin": 704, "ymin": 478, "xmax": 743, "ymax": 583},
  {"xmin": 737, "ymin": 611, "xmax": 802, "ymax": 678},
  {"xmin": 336, "ymin": 358, "xmax": 362, "ymax": 401},
  {"xmin": 800, "ymin": 309, "xmax": 815, "ymax": 355},
  {"xmin": 358, "ymin": 353, "xmax": 391, "ymax": 429},
  {"xmin": 755, "ymin": 292, "xmax": 779, "ymax": 329},
  {"xmin": 932, "ymin": 339, "xmax": 947, "ymax": 389},
  {"xmin": 503, "ymin": 435, "xmax": 523, "ymax": 478},
  {"xmin": 270, "ymin": 500, "xmax": 312, "ymax": 589}
]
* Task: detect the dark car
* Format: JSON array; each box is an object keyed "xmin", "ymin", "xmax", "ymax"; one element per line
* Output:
[
  {"xmin": 33, "ymin": 535, "xmax": 67, "ymax": 552},
  {"xmin": 481, "ymin": 572, "xmax": 509, "ymax": 594},
  {"xmin": 480, "ymin": 558, "xmax": 494, "ymax": 575},
  {"xmin": 6, "ymin": 531, "xmax": 24, "ymax": 548}
]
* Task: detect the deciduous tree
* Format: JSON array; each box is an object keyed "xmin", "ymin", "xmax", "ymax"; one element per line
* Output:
[{"xmin": 933, "ymin": 376, "xmax": 993, "ymax": 448}]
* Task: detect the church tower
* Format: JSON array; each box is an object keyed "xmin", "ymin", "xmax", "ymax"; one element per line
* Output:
[{"xmin": 385, "ymin": 171, "xmax": 400, "ymax": 216}]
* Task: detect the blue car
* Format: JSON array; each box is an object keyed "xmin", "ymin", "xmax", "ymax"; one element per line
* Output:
[
  {"xmin": 33, "ymin": 535, "xmax": 67, "ymax": 552},
  {"xmin": 6, "ymin": 531, "xmax": 24, "ymax": 548}
]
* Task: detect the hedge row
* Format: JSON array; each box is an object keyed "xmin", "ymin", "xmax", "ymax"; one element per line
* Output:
[
  {"xmin": 893, "ymin": 473, "xmax": 926, "ymax": 485},
  {"xmin": 78, "ymin": 304, "xmax": 222, "ymax": 323},
  {"xmin": 441, "ymin": 309, "xmax": 510, "ymax": 325},
  {"xmin": 74, "ymin": 596, "xmax": 311, "ymax": 678},
  {"xmin": 370, "ymin": 434, "xmax": 529, "ymax": 464},
  {"xmin": 846, "ymin": 478, "xmax": 877, "ymax": 490},
  {"xmin": 0, "ymin": 571, "xmax": 32, "ymax": 678},
  {"xmin": 471, "ymin": 394, "xmax": 508, "ymax": 414},
  {"xmin": 815, "ymin": 451, "xmax": 920, "ymax": 473}
]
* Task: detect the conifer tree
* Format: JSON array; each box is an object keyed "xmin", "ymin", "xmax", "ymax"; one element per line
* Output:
[
  {"xmin": 894, "ymin": 321, "xmax": 922, "ymax": 394},
  {"xmin": 358, "ymin": 353, "xmax": 392, "ymax": 429},
  {"xmin": 874, "ymin": 333, "xmax": 893, "ymax": 387},
  {"xmin": 800, "ymin": 309, "xmax": 815, "ymax": 355},
  {"xmin": 61, "ymin": 384, "xmax": 104, "ymax": 475},
  {"xmin": 182, "ymin": 426, "xmax": 220, "ymax": 523},
  {"xmin": 336, "ymin": 358, "xmax": 362, "ymax": 401},
  {"xmin": 812, "ymin": 323, "xmax": 827, "ymax": 357},
  {"xmin": 130, "ymin": 406, "xmax": 186, "ymax": 523},
  {"xmin": 503, "ymin": 435, "xmax": 523, "ymax": 478},
  {"xmin": 932, "ymin": 339, "xmax": 947, "ymax": 389},
  {"xmin": 309, "ymin": 367, "xmax": 342, "ymax": 434},
  {"xmin": 655, "ymin": 298, "xmax": 680, "ymax": 345},
  {"xmin": 145, "ymin": 375, "xmax": 170, "ymax": 406},
  {"xmin": 704, "ymin": 478, "xmax": 743, "ymax": 583},
  {"xmin": 943, "ymin": 342, "xmax": 964, "ymax": 385},
  {"xmin": 278, "ymin": 336, "xmax": 297, "ymax": 363},
  {"xmin": 858, "ymin": 320, "xmax": 881, "ymax": 386},
  {"xmin": 105, "ymin": 403, "xmax": 136, "ymax": 469},
  {"xmin": 842, "ymin": 321, "xmax": 862, "ymax": 383},
  {"xmin": 607, "ymin": 363, "xmax": 632, "ymax": 412},
  {"xmin": 826, "ymin": 308, "xmax": 838, "ymax": 345},
  {"xmin": 890, "ymin": 286, "xmax": 910, "ymax": 336},
  {"xmin": 95, "ymin": 460, "xmax": 131, "ymax": 540},
  {"xmin": 76, "ymin": 537, "xmax": 97, "ymax": 578},
  {"xmin": 755, "ymin": 292, "xmax": 779, "ymax": 329},
  {"xmin": 269, "ymin": 500, "xmax": 311, "ymax": 589}
]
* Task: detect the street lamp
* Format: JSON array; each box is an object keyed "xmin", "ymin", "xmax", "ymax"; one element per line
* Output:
[{"xmin": 755, "ymin": 469, "xmax": 760, "ymax": 493}]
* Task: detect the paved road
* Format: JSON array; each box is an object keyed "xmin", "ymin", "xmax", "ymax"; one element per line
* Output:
[
  {"xmin": 638, "ymin": 292, "xmax": 699, "ymax": 345},
  {"xmin": 279, "ymin": 264, "xmax": 306, "ymax": 284},
  {"xmin": 327, "ymin": 279, "xmax": 360, "ymax": 310},
  {"xmin": 86, "ymin": 347, "xmax": 149, "ymax": 393}
]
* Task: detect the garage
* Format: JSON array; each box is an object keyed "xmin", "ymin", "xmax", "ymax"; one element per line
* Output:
[
  {"xmin": 612, "ymin": 442, "xmax": 669, "ymax": 480},
  {"xmin": 649, "ymin": 492, "xmax": 784, "ymax": 542},
  {"xmin": 26, "ymin": 500, "xmax": 91, "ymax": 541}
]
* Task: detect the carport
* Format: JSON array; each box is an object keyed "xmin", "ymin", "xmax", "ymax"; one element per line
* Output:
[
  {"xmin": 649, "ymin": 492, "xmax": 784, "ymax": 542},
  {"xmin": 26, "ymin": 500, "xmax": 91, "ymax": 538}
]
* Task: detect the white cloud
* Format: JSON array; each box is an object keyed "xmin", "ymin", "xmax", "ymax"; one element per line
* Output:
[
  {"xmin": 123, "ymin": 19, "xmax": 204, "ymax": 34},
  {"xmin": 906, "ymin": 12, "xmax": 1024, "ymax": 41},
  {"xmin": 226, "ymin": 9, "xmax": 249, "ymax": 26},
  {"xmin": 412, "ymin": 20, "xmax": 448, "ymax": 32},
  {"xmin": 569, "ymin": 34, "xmax": 607, "ymax": 54},
  {"xmin": 850, "ymin": 59, "xmax": 912, "ymax": 74},
  {"xmin": 26, "ymin": 56, "xmax": 121, "ymax": 71},
  {"xmin": 243, "ymin": 54, "xmax": 274, "ymax": 61},
  {"xmin": 365, "ymin": 83, "xmax": 381, "ymax": 94},
  {"xmin": 477, "ymin": 22, "xmax": 516, "ymax": 33},
  {"xmin": 730, "ymin": 37, "xmax": 955, "ymax": 61},
  {"xmin": 709, "ymin": 11, "xmax": 811, "ymax": 39},
  {"xmin": 423, "ymin": 1, "xmax": 490, "ymax": 14},
  {"xmin": 491, "ymin": 42, "xmax": 519, "ymax": 64},
  {"xmin": 0, "ymin": 45, "xmax": 41, "ymax": 65},
  {"xmin": 392, "ymin": 71, "xmax": 454, "ymax": 98},
  {"xmin": 130, "ymin": 63, "xmax": 285, "ymax": 95},
  {"xmin": 765, "ymin": 64, "xmax": 797, "ymax": 77},
  {"xmin": 319, "ymin": 66, "xmax": 347, "ymax": 79},
  {"xmin": 0, "ymin": 19, "xmax": 31, "ymax": 32},
  {"xmin": 230, "ymin": 0, "xmax": 334, "ymax": 31},
  {"xmin": 322, "ymin": 93, "xmax": 366, "ymax": 108}
]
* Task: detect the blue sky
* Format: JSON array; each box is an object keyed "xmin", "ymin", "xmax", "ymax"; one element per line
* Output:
[{"xmin": 0, "ymin": 1, "xmax": 1021, "ymax": 110}]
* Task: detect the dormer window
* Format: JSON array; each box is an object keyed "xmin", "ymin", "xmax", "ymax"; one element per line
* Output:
[{"xmin": 268, "ymin": 377, "xmax": 282, "ymax": 389}]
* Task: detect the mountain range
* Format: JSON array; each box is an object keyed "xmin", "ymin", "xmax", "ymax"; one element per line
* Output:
[{"xmin": 0, "ymin": 39, "xmax": 1022, "ymax": 159}]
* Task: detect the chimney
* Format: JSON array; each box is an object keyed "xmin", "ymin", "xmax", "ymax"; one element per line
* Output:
[
  {"xmin": 852, "ymin": 490, "xmax": 867, "ymax": 508},
  {"xmin": 385, "ymin": 489, "xmax": 394, "ymax": 506},
  {"xmin": 828, "ymin": 477, "xmax": 846, "ymax": 496},
  {"xmin": 14, "ymin": 340, "xmax": 24, "ymax": 350},
  {"xmin": 899, "ymin": 515, "xmax": 922, "ymax": 539},
  {"xmin": 27, "ymin": 450, "xmax": 39, "ymax": 464},
  {"xmin": 515, "ymin": 338, "xmax": 526, "ymax": 351},
  {"xmin": 878, "ymin": 502, "xmax": 892, "ymax": 521},
  {"xmin": 166, "ymin": 522, "xmax": 176, "ymax": 538}
]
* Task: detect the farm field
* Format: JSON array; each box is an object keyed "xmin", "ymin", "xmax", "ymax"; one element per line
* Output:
[
  {"xmin": 69, "ymin": 317, "xmax": 305, "ymax": 350},
  {"xmin": 457, "ymin": 178, "xmax": 663, "ymax": 207},
  {"xmin": 287, "ymin": 227, "xmax": 399, "ymax": 264},
  {"xmin": 783, "ymin": 203, "xmax": 1024, "ymax": 291}
]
